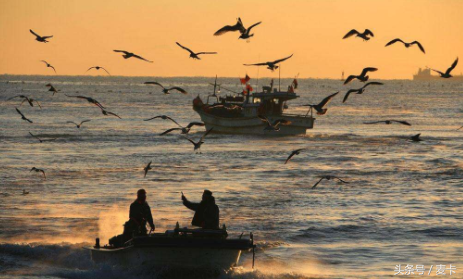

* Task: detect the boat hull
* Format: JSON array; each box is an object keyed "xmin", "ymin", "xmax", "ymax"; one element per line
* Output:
[
  {"xmin": 88, "ymin": 246, "xmax": 242, "ymax": 270},
  {"xmin": 197, "ymin": 111, "xmax": 315, "ymax": 135}
]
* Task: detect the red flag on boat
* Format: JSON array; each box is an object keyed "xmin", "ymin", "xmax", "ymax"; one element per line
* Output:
[{"xmin": 240, "ymin": 74, "xmax": 251, "ymax": 85}]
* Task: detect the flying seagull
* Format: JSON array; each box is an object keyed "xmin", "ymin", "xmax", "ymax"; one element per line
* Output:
[
  {"xmin": 176, "ymin": 42, "xmax": 217, "ymax": 60},
  {"xmin": 385, "ymin": 39, "xmax": 425, "ymax": 54},
  {"xmin": 144, "ymin": 161, "xmax": 152, "ymax": 178},
  {"xmin": 144, "ymin": 82, "xmax": 188, "ymax": 95},
  {"xmin": 144, "ymin": 115, "xmax": 180, "ymax": 126},
  {"xmin": 29, "ymin": 132, "xmax": 57, "ymax": 143},
  {"xmin": 46, "ymin": 84, "xmax": 59, "ymax": 95},
  {"xmin": 457, "ymin": 126, "xmax": 463, "ymax": 131},
  {"xmin": 285, "ymin": 148, "xmax": 306, "ymax": 164},
  {"xmin": 184, "ymin": 128, "xmax": 213, "ymax": 152},
  {"xmin": 303, "ymin": 92, "xmax": 339, "ymax": 115},
  {"xmin": 343, "ymin": 29, "xmax": 374, "ymax": 41},
  {"xmin": 431, "ymin": 57, "xmax": 459, "ymax": 78},
  {"xmin": 65, "ymin": 95, "xmax": 105, "ymax": 109},
  {"xmin": 342, "ymin": 82, "xmax": 383, "ymax": 103},
  {"xmin": 344, "ymin": 67, "xmax": 378, "ymax": 84},
  {"xmin": 160, "ymin": 122, "xmax": 205, "ymax": 135},
  {"xmin": 22, "ymin": 190, "xmax": 29, "ymax": 195},
  {"xmin": 8, "ymin": 95, "xmax": 41, "ymax": 108},
  {"xmin": 364, "ymin": 120, "xmax": 411, "ymax": 126},
  {"xmin": 258, "ymin": 115, "xmax": 291, "ymax": 131},
  {"xmin": 113, "ymin": 50, "xmax": 153, "ymax": 63},
  {"xmin": 312, "ymin": 176, "xmax": 348, "ymax": 189},
  {"xmin": 100, "ymin": 108, "xmax": 121, "ymax": 119},
  {"xmin": 214, "ymin": 17, "xmax": 262, "ymax": 40},
  {"xmin": 244, "ymin": 54, "xmax": 293, "ymax": 71},
  {"xmin": 411, "ymin": 133, "xmax": 422, "ymax": 142},
  {"xmin": 30, "ymin": 29, "xmax": 53, "ymax": 43},
  {"xmin": 15, "ymin": 108, "xmax": 33, "ymax": 123},
  {"xmin": 30, "ymin": 167, "xmax": 46, "ymax": 180},
  {"xmin": 87, "ymin": 66, "xmax": 110, "ymax": 75},
  {"xmin": 67, "ymin": 120, "xmax": 91, "ymax": 128},
  {"xmin": 41, "ymin": 61, "xmax": 56, "ymax": 73}
]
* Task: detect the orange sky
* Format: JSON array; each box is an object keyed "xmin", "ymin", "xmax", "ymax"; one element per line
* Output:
[{"xmin": 0, "ymin": 0, "xmax": 462, "ymax": 79}]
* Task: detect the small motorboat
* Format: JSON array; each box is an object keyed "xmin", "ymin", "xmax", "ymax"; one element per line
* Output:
[{"xmin": 86, "ymin": 226, "xmax": 255, "ymax": 271}]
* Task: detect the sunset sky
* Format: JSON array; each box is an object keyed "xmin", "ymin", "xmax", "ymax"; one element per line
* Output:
[{"xmin": 0, "ymin": 0, "xmax": 461, "ymax": 79}]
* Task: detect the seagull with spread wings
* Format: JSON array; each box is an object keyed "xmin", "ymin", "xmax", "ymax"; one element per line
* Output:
[
  {"xmin": 46, "ymin": 84, "xmax": 60, "ymax": 96},
  {"xmin": 144, "ymin": 115, "xmax": 180, "ymax": 125},
  {"xmin": 29, "ymin": 132, "xmax": 57, "ymax": 143},
  {"xmin": 160, "ymin": 122, "xmax": 205, "ymax": 135},
  {"xmin": 385, "ymin": 39, "xmax": 425, "ymax": 54},
  {"xmin": 65, "ymin": 95, "xmax": 105, "ymax": 109},
  {"xmin": 344, "ymin": 67, "xmax": 378, "ymax": 84},
  {"xmin": 343, "ymin": 82, "xmax": 383, "ymax": 103},
  {"xmin": 214, "ymin": 17, "xmax": 262, "ymax": 40},
  {"xmin": 41, "ymin": 61, "xmax": 56, "ymax": 73},
  {"xmin": 144, "ymin": 161, "xmax": 152, "ymax": 178},
  {"xmin": 285, "ymin": 148, "xmax": 306, "ymax": 164},
  {"xmin": 100, "ymin": 108, "xmax": 121, "ymax": 119},
  {"xmin": 144, "ymin": 82, "xmax": 188, "ymax": 95},
  {"xmin": 30, "ymin": 167, "xmax": 46, "ymax": 180},
  {"xmin": 15, "ymin": 108, "xmax": 33, "ymax": 123},
  {"xmin": 67, "ymin": 120, "xmax": 91, "ymax": 129},
  {"xmin": 113, "ymin": 50, "xmax": 153, "ymax": 63},
  {"xmin": 184, "ymin": 128, "xmax": 213, "ymax": 152},
  {"xmin": 364, "ymin": 120, "xmax": 411, "ymax": 126},
  {"xmin": 258, "ymin": 115, "xmax": 291, "ymax": 131},
  {"xmin": 8, "ymin": 95, "xmax": 42, "ymax": 108},
  {"xmin": 431, "ymin": 57, "xmax": 459, "ymax": 78},
  {"xmin": 343, "ymin": 29, "xmax": 374, "ymax": 41},
  {"xmin": 312, "ymin": 176, "xmax": 348, "ymax": 189},
  {"xmin": 87, "ymin": 66, "xmax": 110, "ymax": 75},
  {"xmin": 176, "ymin": 42, "xmax": 217, "ymax": 60},
  {"xmin": 303, "ymin": 92, "xmax": 339, "ymax": 115},
  {"xmin": 30, "ymin": 29, "xmax": 53, "ymax": 43},
  {"xmin": 244, "ymin": 54, "xmax": 293, "ymax": 71}
]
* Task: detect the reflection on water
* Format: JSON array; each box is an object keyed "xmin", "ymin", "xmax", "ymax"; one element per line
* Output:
[{"xmin": 0, "ymin": 75, "xmax": 462, "ymax": 278}]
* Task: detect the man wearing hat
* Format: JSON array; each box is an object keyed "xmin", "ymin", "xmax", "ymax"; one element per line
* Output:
[{"xmin": 182, "ymin": 190, "xmax": 219, "ymax": 229}]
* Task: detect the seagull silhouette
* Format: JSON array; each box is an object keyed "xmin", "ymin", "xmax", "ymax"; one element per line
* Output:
[
  {"xmin": 457, "ymin": 126, "xmax": 463, "ymax": 131},
  {"xmin": 385, "ymin": 39, "xmax": 425, "ymax": 54},
  {"xmin": 41, "ymin": 60, "xmax": 56, "ymax": 73},
  {"xmin": 144, "ymin": 115, "xmax": 180, "ymax": 126},
  {"xmin": 343, "ymin": 29, "xmax": 374, "ymax": 41},
  {"xmin": 100, "ymin": 108, "xmax": 121, "ymax": 119},
  {"xmin": 46, "ymin": 84, "xmax": 60, "ymax": 96},
  {"xmin": 431, "ymin": 58, "xmax": 458, "ymax": 78},
  {"xmin": 8, "ymin": 95, "xmax": 42, "ymax": 108},
  {"xmin": 285, "ymin": 148, "xmax": 306, "ymax": 164},
  {"xmin": 214, "ymin": 17, "xmax": 262, "ymax": 40},
  {"xmin": 65, "ymin": 95, "xmax": 105, "ymax": 109},
  {"xmin": 29, "ymin": 132, "xmax": 57, "ymax": 143},
  {"xmin": 87, "ymin": 66, "xmax": 110, "ymax": 75},
  {"xmin": 343, "ymin": 82, "xmax": 383, "ymax": 103},
  {"xmin": 258, "ymin": 115, "xmax": 291, "ymax": 131},
  {"xmin": 160, "ymin": 122, "xmax": 205, "ymax": 135},
  {"xmin": 30, "ymin": 167, "xmax": 46, "ymax": 180},
  {"xmin": 144, "ymin": 161, "xmax": 152, "ymax": 178},
  {"xmin": 144, "ymin": 82, "xmax": 188, "ymax": 94},
  {"xmin": 411, "ymin": 133, "xmax": 422, "ymax": 142},
  {"xmin": 244, "ymin": 54, "xmax": 293, "ymax": 71},
  {"xmin": 344, "ymin": 68, "xmax": 378, "ymax": 84},
  {"xmin": 176, "ymin": 42, "xmax": 217, "ymax": 60},
  {"xmin": 67, "ymin": 120, "xmax": 91, "ymax": 128},
  {"xmin": 113, "ymin": 50, "xmax": 153, "ymax": 63},
  {"xmin": 364, "ymin": 120, "xmax": 411, "ymax": 126},
  {"xmin": 184, "ymin": 128, "xmax": 213, "ymax": 152},
  {"xmin": 303, "ymin": 92, "xmax": 339, "ymax": 115},
  {"xmin": 30, "ymin": 29, "xmax": 53, "ymax": 43},
  {"xmin": 312, "ymin": 176, "xmax": 348, "ymax": 189},
  {"xmin": 15, "ymin": 108, "xmax": 33, "ymax": 123}
]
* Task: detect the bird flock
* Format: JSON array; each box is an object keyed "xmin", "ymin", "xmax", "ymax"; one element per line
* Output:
[{"xmin": 4, "ymin": 21, "xmax": 461, "ymax": 193}]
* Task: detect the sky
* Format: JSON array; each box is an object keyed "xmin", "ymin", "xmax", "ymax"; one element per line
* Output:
[{"xmin": 0, "ymin": 0, "xmax": 462, "ymax": 79}]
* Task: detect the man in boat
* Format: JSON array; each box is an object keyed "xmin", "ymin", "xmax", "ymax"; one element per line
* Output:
[
  {"xmin": 109, "ymin": 189, "xmax": 155, "ymax": 247},
  {"xmin": 181, "ymin": 190, "xmax": 219, "ymax": 229},
  {"xmin": 128, "ymin": 188, "xmax": 155, "ymax": 235}
]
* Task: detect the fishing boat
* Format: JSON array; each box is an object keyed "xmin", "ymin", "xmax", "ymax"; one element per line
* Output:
[
  {"xmin": 193, "ymin": 78, "xmax": 315, "ymax": 135},
  {"xmin": 86, "ymin": 226, "xmax": 255, "ymax": 271}
]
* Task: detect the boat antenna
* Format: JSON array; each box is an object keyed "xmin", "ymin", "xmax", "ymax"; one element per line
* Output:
[
  {"xmin": 278, "ymin": 65, "xmax": 281, "ymax": 92},
  {"xmin": 213, "ymin": 75, "xmax": 218, "ymax": 96},
  {"xmin": 256, "ymin": 54, "xmax": 260, "ymax": 93}
]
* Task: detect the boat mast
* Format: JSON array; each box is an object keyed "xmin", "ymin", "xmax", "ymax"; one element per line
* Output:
[{"xmin": 278, "ymin": 66, "xmax": 281, "ymax": 92}]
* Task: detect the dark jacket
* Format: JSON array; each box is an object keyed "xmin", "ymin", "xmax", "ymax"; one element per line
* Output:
[
  {"xmin": 183, "ymin": 196, "xmax": 219, "ymax": 229},
  {"xmin": 129, "ymin": 200, "xmax": 154, "ymax": 229}
]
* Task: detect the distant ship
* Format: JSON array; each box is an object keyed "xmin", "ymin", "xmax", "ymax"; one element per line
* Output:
[{"xmin": 413, "ymin": 67, "xmax": 463, "ymax": 81}]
